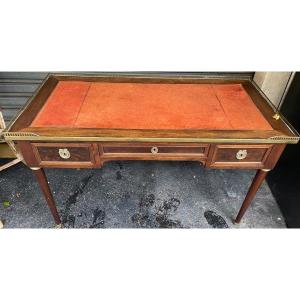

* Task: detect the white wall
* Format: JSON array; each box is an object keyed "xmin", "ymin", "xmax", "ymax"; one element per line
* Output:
[{"xmin": 253, "ymin": 72, "xmax": 292, "ymax": 107}]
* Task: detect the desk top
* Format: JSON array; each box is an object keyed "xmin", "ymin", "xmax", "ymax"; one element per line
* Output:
[
  {"xmin": 5, "ymin": 74, "xmax": 299, "ymax": 144},
  {"xmin": 30, "ymin": 81, "xmax": 272, "ymax": 131}
]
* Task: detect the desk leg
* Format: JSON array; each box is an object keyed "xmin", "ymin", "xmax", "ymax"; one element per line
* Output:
[
  {"xmin": 31, "ymin": 167, "xmax": 61, "ymax": 226},
  {"xmin": 234, "ymin": 169, "xmax": 269, "ymax": 224}
]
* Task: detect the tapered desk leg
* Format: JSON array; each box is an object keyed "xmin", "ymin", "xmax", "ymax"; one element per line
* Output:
[
  {"xmin": 31, "ymin": 167, "xmax": 61, "ymax": 226},
  {"xmin": 234, "ymin": 169, "xmax": 269, "ymax": 224}
]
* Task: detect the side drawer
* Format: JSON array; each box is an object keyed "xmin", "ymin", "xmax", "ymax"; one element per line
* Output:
[
  {"xmin": 207, "ymin": 144, "xmax": 273, "ymax": 168},
  {"xmin": 32, "ymin": 143, "xmax": 97, "ymax": 167}
]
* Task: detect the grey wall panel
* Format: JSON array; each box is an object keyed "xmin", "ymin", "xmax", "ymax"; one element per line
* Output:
[
  {"xmin": 0, "ymin": 97, "xmax": 29, "ymax": 107},
  {"xmin": 0, "ymin": 83, "xmax": 41, "ymax": 93},
  {"xmin": 0, "ymin": 72, "xmax": 47, "ymax": 124},
  {"xmin": 1, "ymin": 109, "xmax": 20, "ymax": 123},
  {"xmin": 0, "ymin": 72, "xmax": 48, "ymax": 80},
  {"xmin": 0, "ymin": 72, "xmax": 254, "ymax": 125}
]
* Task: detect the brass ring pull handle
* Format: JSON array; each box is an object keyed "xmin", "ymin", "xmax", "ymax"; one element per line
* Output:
[
  {"xmin": 151, "ymin": 146, "xmax": 159, "ymax": 154},
  {"xmin": 236, "ymin": 149, "xmax": 247, "ymax": 160},
  {"xmin": 58, "ymin": 148, "xmax": 71, "ymax": 159}
]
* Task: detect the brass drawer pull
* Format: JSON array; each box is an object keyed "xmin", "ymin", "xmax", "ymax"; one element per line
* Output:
[
  {"xmin": 151, "ymin": 146, "xmax": 159, "ymax": 154},
  {"xmin": 58, "ymin": 148, "xmax": 71, "ymax": 159},
  {"xmin": 236, "ymin": 149, "xmax": 247, "ymax": 160}
]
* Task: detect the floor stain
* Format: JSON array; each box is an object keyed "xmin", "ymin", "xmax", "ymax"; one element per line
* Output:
[
  {"xmin": 116, "ymin": 171, "xmax": 122, "ymax": 180},
  {"xmin": 131, "ymin": 194, "xmax": 184, "ymax": 228},
  {"xmin": 139, "ymin": 194, "xmax": 155, "ymax": 208},
  {"xmin": 155, "ymin": 214, "xmax": 182, "ymax": 228},
  {"xmin": 131, "ymin": 194, "xmax": 154, "ymax": 227},
  {"xmin": 131, "ymin": 213, "xmax": 149, "ymax": 226},
  {"xmin": 63, "ymin": 214, "xmax": 75, "ymax": 228},
  {"xmin": 77, "ymin": 211, "xmax": 87, "ymax": 218},
  {"xmin": 204, "ymin": 210, "xmax": 229, "ymax": 228},
  {"xmin": 66, "ymin": 174, "xmax": 93, "ymax": 209},
  {"xmin": 162, "ymin": 198, "xmax": 180, "ymax": 212},
  {"xmin": 62, "ymin": 174, "xmax": 94, "ymax": 227},
  {"xmin": 155, "ymin": 198, "xmax": 183, "ymax": 228},
  {"xmin": 89, "ymin": 208, "xmax": 105, "ymax": 228},
  {"xmin": 124, "ymin": 192, "xmax": 130, "ymax": 201},
  {"xmin": 117, "ymin": 162, "xmax": 124, "ymax": 170}
]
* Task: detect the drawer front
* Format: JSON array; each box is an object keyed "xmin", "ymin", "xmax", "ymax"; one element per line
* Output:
[
  {"xmin": 101, "ymin": 143, "xmax": 209, "ymax": 161},
  {"xmin": 32, "ymin": 143, "xmax": 96, "ymax": 167},
  {"xmin": 208, "ymin": 144, "xmax": 273, "ymax": 168}
]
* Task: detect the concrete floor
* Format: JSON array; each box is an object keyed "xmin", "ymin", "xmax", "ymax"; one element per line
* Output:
[{"xmin": 0, "ymin": 159, "xmax": 285, "ymax": 228}]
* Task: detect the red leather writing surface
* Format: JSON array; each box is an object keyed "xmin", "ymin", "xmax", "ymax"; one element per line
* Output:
[
  {"xmin": 31, "ymin": 81, "xmax": 91, "ymax": 127},
  {"xmin": 30, "ymin": 81, "xmax": 272, "ymax": 130}
]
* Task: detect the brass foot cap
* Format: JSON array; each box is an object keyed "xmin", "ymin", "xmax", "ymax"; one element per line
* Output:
[{"xmin": 54, "ymin": 223, "xmax": 63, "ymax": 229}]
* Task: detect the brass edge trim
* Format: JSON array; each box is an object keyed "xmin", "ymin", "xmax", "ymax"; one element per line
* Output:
[
  {"xmin": 30, "ymin": 167, "xmax": 41, "ymax": 170},
  {"xmin": 271, "ymin": 137, "xmax": 299, "ymax": 141},
  {"xmin": 3, "ymin": 132, "xmax": 39, "ymax": 138},
  {"xmin": 3, "ymin": 135, "xmax": 299, "ymax": 144},
  {"xmin": 3, "ymin": 131, "xmax": 40, "ymax": 152},
  {"xmin": 54, "ymin": 72, "xmax": 252, "ymax": 81},
  {"xmin": 269, "ymin": 135, "xmax": 300, "ymax": 142}
]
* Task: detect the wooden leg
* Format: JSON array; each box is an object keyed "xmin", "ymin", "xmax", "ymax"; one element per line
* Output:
[
  {"xmin": 32, "ymin": 168, "xmax": 61, "ymax": 225},
  {"xmin": 234, "ymin": 169, "xmax": 269, "ymax": 224}
]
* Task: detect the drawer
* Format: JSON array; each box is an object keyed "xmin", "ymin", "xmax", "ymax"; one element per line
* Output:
[
  {"xmin": 208, "ymin": 144, "xmax": 273, "ymax": 168},
  {"xmin": 101, "ymin": 143, "xmax": 209, "ymax": 160},
  {"xmin": 32, "ymin": 143, "xmax": 97, "ymax": 167}
]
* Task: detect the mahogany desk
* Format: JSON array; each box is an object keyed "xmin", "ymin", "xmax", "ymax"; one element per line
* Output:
[{"xmin": 4, "ymin": 74, "xmax": 299, "ymax": 226}]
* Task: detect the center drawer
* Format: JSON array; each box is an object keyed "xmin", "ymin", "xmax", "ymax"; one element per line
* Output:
[{"xmin": 100, "ymin": 143, "xmax": 209, "ymax": 160}]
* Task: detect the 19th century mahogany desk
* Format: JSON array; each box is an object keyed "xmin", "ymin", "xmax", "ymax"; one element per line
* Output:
[{"xmin": 4, "ymin": 74, "xmax": 299, "ymax": 226}]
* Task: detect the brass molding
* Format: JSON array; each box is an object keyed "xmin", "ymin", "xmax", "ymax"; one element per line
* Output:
[
  {"xmin": 3, "ymin": 132, "xmax": 39, "ymax": 139},
  {"xmin": 54, "ymin": 72, "xmax": 253, "ymax": 81},
  {"xmin": 30, "ymin": 167, "xmax": 41, "ymax": 170},
  {"xmin": 3, "ymin": 134, "xmax": 299, "ymax": 144},
  {"xmin": 269, "ymin": 135, "xmax": 300, "ymax": 143}
]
